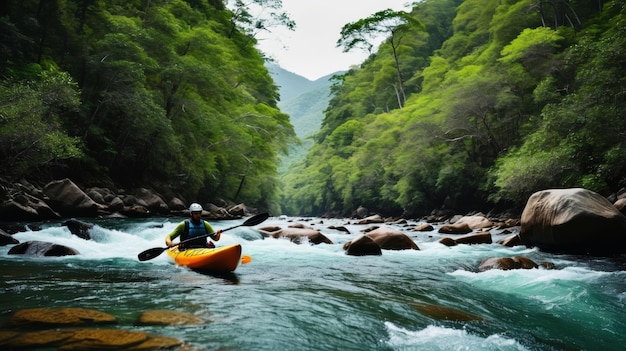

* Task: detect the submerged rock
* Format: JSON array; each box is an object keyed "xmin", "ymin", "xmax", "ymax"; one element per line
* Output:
[
  {"xmin": 413, "ymin": 303, "xmax": 484, "ymax": 321},
  {"xmin": 137, "ymin": 310, "xmax": 205, "ymax": 326},
  {"xmin": 5, "ymin": 307, "xmax": 116, "ymax": 328}
]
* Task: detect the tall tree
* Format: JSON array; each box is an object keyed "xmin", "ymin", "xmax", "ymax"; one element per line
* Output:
[{"xmin": 337, "ymin": 9, "xmax": 424, "ymax": 108}]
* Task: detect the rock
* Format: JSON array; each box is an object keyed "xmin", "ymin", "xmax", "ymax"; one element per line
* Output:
[
  {"xmin": 107, "ymin": 196, "xmax": 125, "ymax": 212},
  {"xmin": 499, "ymin": 234, "xmax": 522, "ymax": 247},
  {"xmin": 120, "ymin": 205, "xmax": 150, "ymax": 218},
  {"xmin": 438, "ymin": 223, "xmax": 472, "ymax": 234},
  {"xmin": 5, "ymin": 307, "xmax": 116, "ymax": 328},
  {"xmin": 137, "ymin": 310, "xmax": 204, "ymax": 325},
  {"xmin": 60, "ymin": 329, "xmax": 147, "ymax": 349},
  {"xmin": 62, "ymin": 218, "xmax": 94, "ymax": 240},
  {"xmin": 258, "ymin": 225, "xmax": 281, "ymax": 233},
  {"xmin": 43, "ymin": 178, "xmax": 102, "ymax": 217},
  {"xmin": 412, "ymin": 223, "xmax": 434, "ymax": 232},
  {"xmin": 454, "ymin": 231, "xmax": 492, "ymax": 245},
  {"xmin": 439, "ymin": 237, "xmax": 456, "ymax": 246},
  {"xmin": 0, "ymin": 329, "xmax": 181, "ymax": 350},
  {"xmin": 0, "ymin": 199, "xmax": 43, "ymax": 221},
  {"xmin": 353, "ymin": 206, "xmax": 368, "ymax": 219},
  {"xmin": 413, "ymin": 303, "xmax": 484, "ymax": 321},
  {"xmin": 270, "ymin": 227, "xmax": 333, "ymax": 245},
  {"xmin": 134, "ymin": 188, "xmax": 169, "ymax": 214},
  {"xmin": 0, "ymin": 330, "xmax": 75, "ymax": 349},
  {"xmin": 168, "ymin": 197, "xmax": 186, "ymax": 211},
  {"xmin": 357, "ymin": 214, "xmax": 384, "ymax": 224},
  {"xmin": 8, "ymin": 241, "xmax": 79, "ymax": 256},
  {"xmin": 344, "ymin": 235, "xmax": 382, "ymax": 256},
  {"xmin": 365, "ymin": 227, "xmax": 419, "ymax": 250},
  {"xmin": 520, "ymin": 188, "xmax": 626, "ymax": 255},
  {"xmin": 228, "ymin": 203, "xmax": 247, "ymax": 216},
  {"xmin": 328, "ymin": 225, "xmax": 350, "ymax": 233},
  {"xmin": 0, "ymin": 230, "xmax": 19, "ymax": 246},
  {"xmin": 478, "ymin": 256, "xmax": 539, "ymax": 272},
  {"xmin": 454, "ymin": 215, "xmax": 494, "ymax": 229}
]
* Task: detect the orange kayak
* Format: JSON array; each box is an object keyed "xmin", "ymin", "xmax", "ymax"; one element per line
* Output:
[{"xmin": 166, "ymin": 243, "xmax": 242, "ymax": 272}]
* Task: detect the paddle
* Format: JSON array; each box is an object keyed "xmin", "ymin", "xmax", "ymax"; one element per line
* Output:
[{"xmin": 137, "ymin": 212, "xmax": 269, "ymax": 261}]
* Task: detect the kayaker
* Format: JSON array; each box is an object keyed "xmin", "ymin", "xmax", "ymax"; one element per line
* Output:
[{"xmin": 165, "ymin": 203, "xmax": 222, "ymax": 250}]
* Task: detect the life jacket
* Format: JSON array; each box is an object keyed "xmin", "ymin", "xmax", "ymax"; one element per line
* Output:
[{"xmin": 181, "ymin": 219, "xmax": 208, "ymax": 241}]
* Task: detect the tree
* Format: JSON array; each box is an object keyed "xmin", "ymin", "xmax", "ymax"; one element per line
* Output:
[
  {"xmin": 337, "ymin": 9, "xmax": 424, "ymax": 108},
  {"xmin": 226, "ymin": 0, "xmax": 295, "ymax": 45}
]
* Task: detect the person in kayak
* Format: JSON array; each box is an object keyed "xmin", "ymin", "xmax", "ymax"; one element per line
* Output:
[{"xmin": 165, "ymin": 203, "xmax": 222, "ymax": 250}]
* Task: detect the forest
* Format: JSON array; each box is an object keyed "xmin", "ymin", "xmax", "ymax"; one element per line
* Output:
[
  {"xmin": 2, "ymin": 0, "xmax": 625, "ymax": 218},
  {"xmin": 1, "ymin": 0, "xmax": 295, "ymax": 215},
  {"xmin": 281, "ymin": 0, "xmax": 626, "ymax": 217}
]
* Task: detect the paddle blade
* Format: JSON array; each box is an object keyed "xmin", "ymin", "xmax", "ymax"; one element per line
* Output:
[
  {"xmin": 242, "ymin": 213, "xmax": 269, "ymax": 227},
  {"xmin": 241, "ymin": 255, "xmax": 252, "ymax": 264},
  {"xmin": 137, "ymin": 247, "xmax": 167, "ymax": 261}
]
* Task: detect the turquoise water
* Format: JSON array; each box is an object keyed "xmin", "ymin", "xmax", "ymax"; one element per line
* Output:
[{"xmin": 1, "ymin": 216, "xmax": 625, "ymax": 350}]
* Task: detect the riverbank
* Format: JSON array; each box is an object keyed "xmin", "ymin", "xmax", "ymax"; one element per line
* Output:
[{"xmin": 0, "ymin": 177, "xmax": 255, "ymax": 224}]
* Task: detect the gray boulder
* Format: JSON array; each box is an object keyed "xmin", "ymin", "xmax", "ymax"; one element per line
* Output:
[{"xmin": 43, "ymin": 178, "xmax": 102, "ymax": 217}]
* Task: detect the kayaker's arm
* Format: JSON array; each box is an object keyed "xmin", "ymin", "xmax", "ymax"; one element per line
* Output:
[
  {"xmin": 165, "ymin": 222, "xmax": 186, "ymax": 247},
  {"xmin": 204, "ymin": 221, "xmax": 221, "ymax": 241}
]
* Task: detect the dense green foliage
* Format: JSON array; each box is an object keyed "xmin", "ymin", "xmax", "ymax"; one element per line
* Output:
[
  {"xmin": 0, "ymin": 0, "xmax": 295, "ymax": 213},
  {"xmin": 282, "ymin": 0, "xmax": 626, "ymax": 217}
]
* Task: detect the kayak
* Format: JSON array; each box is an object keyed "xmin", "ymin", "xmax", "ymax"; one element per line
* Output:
[{"xmin": 166, "ymin": 243, "xmax": 242, "ymax": 272}]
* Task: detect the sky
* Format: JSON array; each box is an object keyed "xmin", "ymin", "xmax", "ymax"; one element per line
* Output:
[{"xmin": 254, "ymin": 0, "xmax": 413, "ymax": 81}]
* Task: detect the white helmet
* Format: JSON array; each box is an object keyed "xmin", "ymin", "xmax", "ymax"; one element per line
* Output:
[{"xmin": 189, "ymin": 203, "xmax": 203, "ymax": 212}]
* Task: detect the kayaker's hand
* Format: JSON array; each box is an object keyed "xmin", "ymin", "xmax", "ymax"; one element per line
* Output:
[{"xmin": 214, "ymin": 229, "xmax": 222, "ymax": 240}]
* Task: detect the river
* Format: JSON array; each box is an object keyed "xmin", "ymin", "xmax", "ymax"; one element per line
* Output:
[{"xmin": 1, "ymin": 216, "xmax": 625, "ymax": 350}]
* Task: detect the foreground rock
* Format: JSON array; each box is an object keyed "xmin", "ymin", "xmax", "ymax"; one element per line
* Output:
[
  {"xmin": 1, "ymin": 307, "xmax": 186, "ymax": 349},
  {"xmin": 520, "ymin": 188, "xmax": 626, "ymax": 255},
  {"xmin": 5, "ymin": 308, "xmax": 116, "ymax": 328},
  {"xmin": 0, "ymin": 328, "xmax": 181, "ymax": 350},
  {"xmin": 8, "ymin": 241, "xmax": 79, "ymax": 257}
]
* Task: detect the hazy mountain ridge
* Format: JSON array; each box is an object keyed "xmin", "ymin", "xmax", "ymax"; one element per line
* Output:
[
  {"xmin": 266, "ymin": 63, "xmax": 342, "ymax": 173},
  {"xmin": 267, "ymin": 63, "xmax": 340, "ymax": 138}
]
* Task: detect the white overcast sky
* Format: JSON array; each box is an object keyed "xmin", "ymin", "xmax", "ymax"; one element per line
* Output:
[{"xmin": 254, "ymin": 0, "xmax": 413, "ymax": 81}]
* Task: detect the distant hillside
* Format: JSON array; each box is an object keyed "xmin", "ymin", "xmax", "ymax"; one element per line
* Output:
[{"xmin": 266, "ymin": 63, "xmax": 342, "ymax": 173}]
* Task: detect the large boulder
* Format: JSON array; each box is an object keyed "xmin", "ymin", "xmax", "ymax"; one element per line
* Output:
[
  {"xmin": 344, "ymin": 235, "xmax": 382, "ymax": 256},
  {"xmin": 0, "ymin": 194, "xmax": 60, "ymax": 221},
  {"xmin": 8, "ymin": 241, "xmax": 79, "ymax": 256},
  {"xmin": 520, "ymin": 188, "xmax": 626, "ymax": 255},
  {"xmin": 134, "ymin": 188, "xmax": 169, "ymax": 215},
  {"xmin": 365, "ymin": 227, "xmax": 419, "ymax": 250},
  {"xmin": 453, "ymin": 215, "xmax": 494, "ymax": 230},
  {"xmin": 43, "ymin": 178, "xmax": 102, "ymax": 217}
]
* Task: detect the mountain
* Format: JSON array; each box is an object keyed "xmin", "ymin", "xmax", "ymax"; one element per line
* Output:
[{"xmin": 266, "ymin": 63, "xmax": 342, "ymax": 172}]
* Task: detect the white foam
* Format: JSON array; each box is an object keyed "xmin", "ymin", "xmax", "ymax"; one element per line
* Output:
[{"xmin": 384, "ymin": 322, "xmax": 529, "ymax": 350}]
